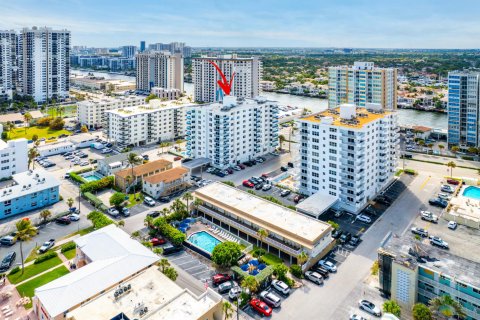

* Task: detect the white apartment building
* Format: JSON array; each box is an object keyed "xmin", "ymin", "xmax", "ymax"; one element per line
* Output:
[
  {"xmin": 106, "ymin": 99, "xmax": 190, "ymax": 146},
  {"xmin": 329, "ymin": 62, "xmax": 397, "ymax": 110},
  {"xmin": 0, "ymin": 138, "xmax": 28, "ymax": 179},
  {"xmin": 185, "ymin": 96, "xmax": 279, "ymax": 169},
  {"xmin": 19, "ymin": 27, "xmax": 70, "ymax": 103},
  {"xmin": 0, "ymin": 30, "xmax": 17, "ymax": 100},
  {"xmin": 151, "ymin": 86, "xmax": 181, "ymax": 100},
  {"xmin": 77, "ymin": 95, "xmax": 146, "ymax": 129},
  {"xmin": 136, "ymin": 51, "xmax": 183, "ymax": 93},
  {"xmin": 193, "ymin": 54, "xmax": 261, "ymax": 103},
  {"xmin": 298, "ymin": 103, "xmax": 399, "ymax": 214}
]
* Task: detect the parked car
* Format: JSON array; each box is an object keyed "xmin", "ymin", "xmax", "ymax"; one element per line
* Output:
[
  {"xmin": 356, "ymin": 214, "xmax": 372, "ymax": 223},
  {"xmin": 438, "ymin": 193, "xmax": 451, "ymax": 201},
  {"xmin": 349, "ymin": 235, "xmax": 361, "ymax": 246},
  {"xmin": 238, "ymin": 164, "xmax": 246, "ymax": 169},
  {"xmin": 447, "ymin": 179, "xmax": 460, "ymax": 185},
  {"xmin": 441, "ymin": 185, "xmax": 455, "ymax": 193},
  {"xmin": 150, "ymin": 237, "xmax": 166, "ymax": 246},
  {"xmin": 420, "ymin": 211, "xmax": 438, "ymax": 223},
  {"xmin": 0, "ymin": 236, "xmax": 16, "ymax": 246},
  {"xmin": 305, "ymin": 271, "xmax": 323, "ymax": 285},
  {"xmin": 38, "ymin": 239, "xmax": 55, "ymax": 254},
  {"xmin": 218, "ymin": 280, "xmax": 237, "ymax": 294},
  {"xmin": 411, "ymin": 227, "xmax": 428, "ymax": 237},
  {"xmin": 312, "ymin": 266, "xmax": 330, "ymax": 279},
  {"xmin": 339, "ymin": 232, "xmax": 352, "ymax": 244},
  {"xmin": 262, "ymin": 183, "xmax": 272, "ymax": 191},
  {"xmin": 121, "ymin": 207, "xmax": 130, "ymax": 216},
  {"xmin": 147, "ymin": 211, "xmax": 161, "ymax": 218},
  {"xmin": 212, "ymin": 273, "xmax": 232, "ymax": 287},
  {"xmin": 430, "ymin": 236, "xmax": 449, "ymax": 249},
  {"xmin": 448, "ymin": 221, "xmax": 458, "ymax": 230},
  {"xmin": 294, "ymin": 195, "xmax": 304, "ymax": 203},
  {"xmin": 375, "ymin": 195, "xmax": 391, "ymax": 205},
  {"xmin": 332, "ymin": 229, "xmax": 343, "ymax": 239},
  {"xmin": 228, "ymin": 286, "xmax": 242, "ymax": 300},
  {"xmin": 233, "ymin": 165, "xmax": 242, "ymax": 171},
  {"xmin": 280, "ymin": 189, "xmax": 291, "ymax": 197},
  {"xmin": 255, "ymin": 183, "xmax": 264, "ymax": 190},
  {"xmin": 242, "ymin": 180, "xmax": 254, "ymax": 188},
  {"xmin": 358, "ymin": 300, "xmax": 381, "ymax": 317},
  {"xmin": 144, "ymin": 197, "xmax": 156, "ymax": 206},
  {"xmin": 429, "ymin": 198, "xmax": 448, "ymax": 208},
  {"xmin": 0, "ymin": 252, "xmax": 16, "ymax": 272},
  {"xmin": 259, "ymin": 290, "xmax": 282, "ymax": 308},
  {"xmin": 250, "ymin": 298, "xmax": 272, "ymax": 317},
  {"xmin": 318, "ymin": 260, "xmax": 337, "ymax": 272},
  {"xmin": 350, "ymin": 314, "xmax": 369, "ymax": 320},
  {"xmin": 261, "ymin": 173, "xmax": 269, "ymax": 178},
  {"xmin": 107, "ymin": 207, "xmax": 120, "ymax": 217},
  {"xmin": 280, "ymin": 166, "xmax": 288, "ymax": 172},
  {"xmin": 55, "ymin": 216, "xmax": 71, "ymax": 225},
  {"xmin": 162, "ymin": 244, "xmax": 183, "ymax": 255},
  {"xmin": 158, "ymin": 196, "xmax": 170, "ymax": 203},
  {"xmin": 271, "ymin": 279, "xmax": 290, "ymax": 296},
  {"xmin": 68, "ymin": 213, "xmax": 80, "ymax": 221}
]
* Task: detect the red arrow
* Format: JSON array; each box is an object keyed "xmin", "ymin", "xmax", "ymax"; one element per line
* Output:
[{"xmin": 208, "ymin": 60, "xmax": 235, "ymax": 96}]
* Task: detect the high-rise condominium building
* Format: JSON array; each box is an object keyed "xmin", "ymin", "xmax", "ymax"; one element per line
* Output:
[
  {"xmin": 185, "ymin": 96, "xmax": 279, "ymax": 169},
  {"xmin": 147, "ymin": 42, "xmax": 191, "ymax": 57},
  {"xmin": 136, "ymin": 52, "xmax": 183, "ymax": 93},
  {"xmin": 328, "ymin": 62, "xmax": 397, "ymax": 110},
  {"xmin": 105, "ymin": 99, "xmax": 189, "ymax": 146},
  {"xmin": 139, "ymin": 41, "xmax": 145, "ymax": 52},
  {"xmin": 192, "ymin": 54, "xmax": 261, "ymax": 103},
  {"xmin": 121, "ymin": 45, "xmax": 136, "ymax": 58},
  {"xmin": 0, "ymin": 30, "xmax": 17, "ymax": 100},
  {"xmin": 298, "ymin": 103, "xmax": 399, "ymax": 214},
  {"xmin": 447, "ymin": 71, "xmax": 480, "ymax": 147},
  {"xmin": 19, "ymin": 27, "xmax": 70, "ymax": 103}
]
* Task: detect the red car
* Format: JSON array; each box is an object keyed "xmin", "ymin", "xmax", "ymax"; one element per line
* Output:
[
  {"xmin": 250, "ymin": 298, "xmax": 272, "ymax": 317},
  {"xmin": 173, "ymin": 156, "xmax": 182, "ymax": 161},
  {"xmin": 261, "ymin": 173, "xmax": 269, "ymax": 178},
  {"xmin": 212, "ymin": 273, "xmax": 232, "ymax": 286},
  {"xmin": 243, "ymin": 180, "xmax": 254, "ymax": 188},
  {"xmin": 447, "ymin": 179, "xmax": 460, "ymax": 185},
  {"xmin": 238, "ymin": 164, "xmax": 246, "ymax": 170},
  {"xmin": 150, "ymin": 237, "xmax": 166, "ymax": 246}
]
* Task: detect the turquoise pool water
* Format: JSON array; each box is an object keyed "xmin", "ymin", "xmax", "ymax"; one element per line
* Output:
[
  {"xmin": 82, "ymin": 172, "xmax": 102, "ymax": 182},
  {"xmin": 187, "ymin": 231, "xmax": 222, "ymax": 254},
  {"xmin": 463, "ymin": 186, "xmax": 480, "ymax": 200}
]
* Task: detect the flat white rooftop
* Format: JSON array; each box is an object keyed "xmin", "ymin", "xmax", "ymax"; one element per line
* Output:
[
  {"xmin": 296, "ymin": 191, "xmax": 338, "ymax": 218},
  {"xmin": 194, "ymin": 182, "xmax": 331, "ymax": 247},
  {"xmin": 0, "ymin": 170, "xmax": 60, "ymax": 202},
  {"xmin": 107, "ymin": 100, "xmax": 193, "ymax": 117}
]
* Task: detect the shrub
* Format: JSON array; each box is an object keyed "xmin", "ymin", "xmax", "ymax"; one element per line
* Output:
[
  {"xmin": 61, "ymin": 242, "xmax": 76, "ymax": 253},
  {"xmin": 252, "ymin": 248, "xmax": 266, "ymax": 258},
  {"xmin": 69, "ymin": 172, "xmax": 86, "ymax": 184},
  {"xmin": 36, "ymin": 117, "xmax": 52, "ymax": 127},
  {"xmin": 290, "ymin": 264, "xmax": 303, "ymax": 278},
  {"xmin": 73, "ymin": 167, "xmax": 93, "ymax": 175},
  {"xmin": 405, "ymin": 168, "xmax": 416, "ymax": 175},
  {"xmin": 34, "ymin": 251, "xmax": 58, "ymax": 264},
  {"xmin": 80, "ymin": 176, "xmax": 114, "ymax": 193},
  {"xmin": 83, "ymin": 192, "xmax": 108, "ymax": 212},
  {"xmin": 49, "ymin": 117, "xmax": 65, "ymax": 130},
  {"xmin": 153, "ymin": 217, "xmax": 186, "ymax": 246},
  {"xmin": 211, "ymin": 241, "xmax": 242, "ymax": 268},
  {"xmin": 9, "ymin": 266, "xmax": 20, "ymax": 275},
  {"xmin": 110, "ymin": 192, "xmax": 127, "ymax": 207},
  {"xmin": 383, "ymin": 300, "xmax": 401, "ymax": 317},
  {"xmin": 87, "ymin": 211, "xmax": 114, "ymax": 229},
  {"xmin": 462, "ymin": 156, "xmax": 474, "ymax": 161},
  {"xmin": 221, "ymin": 181, "xmax": 235, "ymax": 187}
]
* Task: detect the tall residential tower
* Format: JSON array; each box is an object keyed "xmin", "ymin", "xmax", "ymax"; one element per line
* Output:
[
  {"xmin": 0, "ymin": 30, "xmax": 17, "ymax": 100},
  {"xmin": 135, "ymin": 51, "xmax": 183, "ymax": 93}
]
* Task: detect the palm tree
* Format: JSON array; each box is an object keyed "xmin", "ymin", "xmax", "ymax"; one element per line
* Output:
[
  {"xmin": 14, "ymin": 219, "xmax": 38, "ymax": 275},
  {"xmin": 192, "ymin": 198, "xmax": 202, "ymax": 215},
  {"xmin": 467, "ymin": 146, "xmax": 478, "ymax": 155},
  {"xmin": 144, "ymin": 215, "xmax": 154, "ymax": 228},
  {"xmin": 241, "ymin": 275, "xmax": 259, "ymax": 293},
  {"xmin": 451, "ymin": 146, "xmax": 459, "ymax": 154},
  {"xmin": 222, "ymin": 301, "xmax": 234, "ymax": 320},
  {"xmin": 161, "ymin": 207, "xmax": 170, "ymax": 218},
  {"xmin": 66, "ymin": 197, "xmax": 74, "ymax": 209},
  {"xmin": 297, "ymin": 251, "xmax": 309, "ymax": 266},
  {"xmin": 126, "ymin": 153, "xmax": 142, "ymax": 196},
  {"xmin": 182, "ymin": 192, "xmax": 193, "ymax": 215},
  {"xmin": 58, "ymin": 106, "xmax": 65, "ymax": 118},
  {"xmin": 438, "ymin": 144, "xmax": 445, "ymax": 155},
  {"xmin": 28, "ymin": 148, "xmax": 39, "ymax": 170},
  {"xmin": 40, "ymin": 210, "xmax": 51, "ymax": 223},
  {"xmin": 447, "ymin": 161, "xmax": 456, "ymax": 178},
  {"xmin": 430, "ymin": 295, "xmax": 466, "ymax": 319},
  {"xmin": 157, "ymin": 258, "xmax": 170, "ymax": 272},
  {"xmin": 427, "ymin": 143, "xmax": 434, "ymax": 153},
  {"xmin": 159, "ymin": 142, "xmax": 171, "ymax": 154},
  {"xmin": 279, "ymin": 135, "xmax": 286, "ymax": 151},
  {"xmin": 257, "ymin": 228, "xmax": 269, "ymax": 249},
  {"xmin": 23, "ymin": 112, "xmax": 32, "ymax": 133}
]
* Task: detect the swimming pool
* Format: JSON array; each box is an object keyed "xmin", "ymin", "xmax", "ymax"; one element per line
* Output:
[
  {"xmin": 462, "ymin": 186, "xmax": 480, "ymax": 200},
  {"xmin": 187, "ymin": 231, "xmax": 222, "ymax": 255},
  {"xmin": 81, "ymin": 172, "xmax": 103, "ymax": 182}
]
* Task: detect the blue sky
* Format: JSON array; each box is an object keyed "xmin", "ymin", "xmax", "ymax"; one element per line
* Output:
[{"xmin": 2, "ymin": 0, "xmax": 480, "ymax": 48}]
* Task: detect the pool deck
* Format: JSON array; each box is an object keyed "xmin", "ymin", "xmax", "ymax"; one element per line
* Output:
[{"xmin": 446, "ymin": 185, "xmax": 480, "ymax": 228}]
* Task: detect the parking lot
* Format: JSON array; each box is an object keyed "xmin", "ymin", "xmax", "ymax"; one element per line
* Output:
[{"xmin": 168, "ymin": 250, "xmax": 216, "ymax": 283}]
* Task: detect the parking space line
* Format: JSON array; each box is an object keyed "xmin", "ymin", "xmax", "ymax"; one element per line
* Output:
[
  {"xmin": 183, "ymin": 264, "xmax": 202, "ymax": 271},
  {"xmin": 419, "ymin": 176, "xmax": 431, "ymax": 190}
]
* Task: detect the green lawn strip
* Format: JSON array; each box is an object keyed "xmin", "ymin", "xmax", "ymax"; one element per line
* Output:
[
  {"xmin": 6, "ymin": 126, "xmax": 71, "ymax": 140},
  {"xmin": 51, "ymin": 240, "xmax": 74, "ymax": 252},
  {"xmin": 62, "ymin": 249, "xmax": 76, "ymax": 260},
  {"xmin": 261, "ymin": 253, "xmax": 283, "ymax": 266},
  {"xmin": 8, "ymin": 256, "xmax": 62, "ymax": 284},
  {"xmin": 127, "ymin": 193, "xmax": 144, "ymax": 208},
  {"xmin": 60, "ymin": 226, "xmax": 95, "ymax": 240},
  {"xmin": 24, "ymin": 246, "xmax": 40, "ymax": 263},
  {"xmin": 47, "ymin": 105, "xmax": 77, "ymax": 118},
  {"xmin": 407, "ymin": 157, "xmax": 478, "ymax": 170},
  {"xmin": 16, "ymin": 265, "xmax": 70, "ymax": 309}
]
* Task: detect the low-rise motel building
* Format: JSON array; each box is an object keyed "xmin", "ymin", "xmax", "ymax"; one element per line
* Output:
[{"xmin": 193, "ymin": 182, "xmax": 335, "ymax": 267}]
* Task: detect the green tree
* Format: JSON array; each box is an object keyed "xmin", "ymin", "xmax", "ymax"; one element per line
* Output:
[
  {"xmin": 163, "ymin": 267, "xmax": 178, "ymax": 281},
  {"xmin": 438, "ymin": 144, "xmax": 445, "ymax": 155},
  {"xmin": 211, "ymin": 241, "xmax": 242, "ymax": 268},
  {"xmin": 383, "ymin": 300, "xmax": 401, "ymax": 317},
  {"xmin": 39, "ymin": 210, "xmax": 51, "ymax": 223},
  {"xmin": 297, "ymin": 251, "xmax": 308, "ymax": 266},
  {"xmin": 467, "ymin": 146, "xmax": 478, "ymax": 155},
  {"xmin": 241, "ymin": 275, "xmax": 259, "ymax": 293},
  {"xmin": 327, "ymin": 220, "xmax": 339, "ymax": 230},
  {"xmin": 273, "ymin": 263, "xmax": 289, "ymax": 280},
  {"xmin": 257, "ymin": 228, "xmax": 269, "ymax": 249},
  {"xmin": 23, "ymin": 112, "xmax": 32, "ymax": 133},
  {"xmin": 144, "ymin": 215, "xmax": 154, "ymax": 228},
  {"xmin": 223, "ymin": 301, "xmax": 234, "ymax": 320},
  {"xmin": 182, "ymin": 192, "xmax": 193, "ymax": 214},
  {"xmin": 14, "ymin": 219, "xmax": 38, "ymax": 274},
  {"xmin": 109, "ymin": 192, "xmax": 127, "ymax": 208},
  {"xmin": 192, "ymin": 198, "xmax": 202, "ymax": 214},
  {"xmin": 126, "ymin": 153, "xmax": 142, "ymax": 195},
  {"xmin": 158, "ymin": 142, "xmax": 171, "ymax": 154},
  {"xmin": 66, "ymin": 197, "xmax": 75, "ymax": 209},
  {"xmin": 80, "ymin": 125, "xmax": 88, "ymax": 133},
  {"xmin": 145, "ymin": 93, "xmax": 159, "ymax": 103},
  {"xmin": 412, "ymin": 303, "xmax": 432, "ymax": 320},
  {"xmin": 451, "ymin": 146, "xmax": 459, "ymax": 154},
  {"xmin": 157, "ymin": 258, "xmax": 170, "ymax": 272},
  {"xmin": 28, "ymin": 148, "xmax": 39, "ymax": 170},
  {"xmin": 161, "ymin": 207, "xmax": 170, "ymax": 217},
  {"xmin": 279, "ymin": 135, "xmax": 286, "ymax": 150},
  {"xmin": 153, "ymin": 247, "xmax": 163, "ymax": 255},
  {"xmin": 371, "ymin": 260, "xmax": 380, "ymax": 276},
  {"xmin": 430, "ymin": 295, "xmax": 466, "ymax": 319},
  {"xmin": 171, "ymin": 198, "xmax": 187, "ymax": 218},
  {"xmin": 32, "ymin": 134, "xmax": 39, "ymax": 143},
  {"xmin": 117, "ymin": 220, "xmax": 125, "ymax": 228},
  {"xmin": 447, "ymin": 161, "xmax": 456, "ymax": 178}
]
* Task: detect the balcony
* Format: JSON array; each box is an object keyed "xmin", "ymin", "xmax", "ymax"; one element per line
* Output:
[{"xmin": 199, "ymin": 205, "xmax": 303, "ymax": 256}]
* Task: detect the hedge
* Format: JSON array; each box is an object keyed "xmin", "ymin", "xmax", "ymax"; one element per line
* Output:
[
  {"xmin": 87, "ymin": 211, "xmax": 114, "ymax": 229},
  {"xmin": 404, "ymin": 169, "xmax": 416, "ymax": 175},
  {"xmin": 73, "ymin": 167, "xmax": 93, "ymax": 175},
  {"xmin": 290, "ymin": 264, "xmax": 303, "ymax": 278},
  {"xmin": 61, "ymin": 242, "xmax": 76, "ymax": 253},
  {"xmin": 80, "ymin": 176, "xmax": 114, "ymax": 193},
  {"xmin": 9, "ymin": 266, "xmax": 20, "ymax": 275},
  {"xmin": 231, "ymin": 265, "xmax": 274, "ymax": 286},
  {"xmin": 34, "ymin": 252, "xmax": 58, "ymax": 264},
  {"xmin": 69, "ymin": 172, "xmax": 86, "ymax": 184},
  {"xmin": 153, "ymin": 218, "xmax": 186, "ymax": 246},
  {"xmin": 83, "ymin": 192, "xmax": 108, "ymax": 212}
]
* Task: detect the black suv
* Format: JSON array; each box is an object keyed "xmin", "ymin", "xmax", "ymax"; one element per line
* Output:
[
  {"xmin": 0, "ymin": 252, "xmax": 16, "ymax": 272},
  {"xmin": 162, "ymin": 244, "xmax": 183, "ymax": 255},
  {"xmin": 339, "ymin": 232, "xmax": 352, "ymax": 244}
]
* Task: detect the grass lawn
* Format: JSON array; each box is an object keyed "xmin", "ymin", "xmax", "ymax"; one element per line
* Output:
[
  {"xmin": 16, "ymin": 265, "xmax": 70, "ymax": 309},
  {"xmin": 6, "ymin": 126, "xmax": 71, "ymax": 140},
  {"xmin": 47, "ymin": 105, "xmax": 77, "ymax": 118},
  {"xmin": 52, "ymin": 240, "xmax": 74, "ymax": 252},
  {"xmin": 8, "ymin": 256, "xmax": 62, "ymax": 284},
  {"xmin": 24, "ymin": 246, "xmax": 41, "ymax": 263},
  {"xmin": 60, "ymin": 226, "xmax": 94, "ymax": 240},
  {"xmin": 127, "ymin": 193, "xmax": 144, "ymax": 208},
  {"xmin": 261, "ymin": 253, "xmax": 283, "ymax": 266},
  {"xmin": 62, "ymin": 249, "xmax": 76, "ymax": 260}
]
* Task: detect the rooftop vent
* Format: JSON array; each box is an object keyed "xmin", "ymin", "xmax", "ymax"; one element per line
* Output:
[{"xmin": 340, "ymin": 104, "xmax": 356, "ymax": 120}]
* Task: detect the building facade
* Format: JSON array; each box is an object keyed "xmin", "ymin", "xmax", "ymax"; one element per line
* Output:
[
  {"xmin": 447, "ymin": 71, "xmax": 480, "ymax": 147},
  {"xmin": 185, "ymin": 96, "xmax": 279, "ymax": 169},
  {"xmin": 150, "ymin": 86, "xmax": 181, "ymax": 100},
  {"xmin": 298, "ymin": 103, "xmax": 399, "ymax": 214},
  {"xmin": 192, "ymin": 54, "xmax": 261, "ymax": 103},
  {"xmin": 328, "ymin": 62, "xmax": 397, "ymax": 110},
  {"xmin": 0, "ymin": 30, "xmax": 17, "ymax": 100},
  {"xmin": 0, "ymin": 138, "xmax": 28, "ymax": 179},
  {"xmin": 114, "ymin": 159, "xmax": 173, "ymax": 192},
  {"xmin": 121, "ymin": 45, "xmax": 136, "ymax": 58},
  {"xmin": 0, "ymin": 170, "xmax": 60, "ymax": 219},
  {"xmin": 19, "ymin": 27, "xmax": 70, "ymax": 103},
  {"xmin": 136, "ymin": 51, "xmax": 183, "ymax": 93},
  {"xmin": 142, "ymin": 167, "xmax": 190, "ymax": 199},
  {"xmin": 105, "ymin": 100, "xmax": 188, "ymax": 147},
  {"xmin": 77, "ymin": 95, "xmax": 146, "ymax": 129}
]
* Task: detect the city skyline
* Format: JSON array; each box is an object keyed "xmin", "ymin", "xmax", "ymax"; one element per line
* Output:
[{"xmin": 2, "ymin": 0, "xmax": 480, "ymax": 49}]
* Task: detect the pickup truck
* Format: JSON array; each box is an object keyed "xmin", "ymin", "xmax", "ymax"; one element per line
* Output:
[
  {"xmin": 420, "ymin": 211, "xmax": 438, "ymax": 223},
  {"xmin": 37, "ymin": 239, "xmax": 55, "ymax": 254}
]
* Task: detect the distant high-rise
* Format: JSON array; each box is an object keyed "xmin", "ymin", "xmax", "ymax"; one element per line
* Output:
[
  {"xmin": 19, "ymin": 27, "xmax": 70, "ymax": 103},
  {"xmin": 139, "ymin": 41, "xmax": 145, "ymax": 53},
  {"xmin": 0, "ymin": 30, "xmax": 17, "ymax": 100},
  {"xmin": 328, "ymin": 62, "xmax": 397, "ymax": 110},
  {"xmin": 147, "ymin": 42, "xmax": 191, "ymax": 57},
  {"xmin": 192, "ymin": 54, "xmax": 261, "ymax": 103},
  {"xmin": 447, "ymin": 71, "xmax": 480, "ymax": 147},
  {"xmin": 121, "ymin": 45, "xmax": 136, "ymax": 58},
  {"xmin": 135, "ymin": 51, "xmax": 183, "ymax": 93}
]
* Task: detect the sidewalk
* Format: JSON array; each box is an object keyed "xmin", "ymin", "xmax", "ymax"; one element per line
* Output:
[{"xmin": 20, "ymin": 235, "xmax": 80, "ymax": 270}]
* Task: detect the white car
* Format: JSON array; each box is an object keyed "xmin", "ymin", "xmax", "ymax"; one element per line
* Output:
[
  {"xmin": 107, "ymin": 207, "xmax": 119, "ymax": 217},
  {"xmin": 305, "ymin": 271, "xmax": 323, "ymax": 285},
  {"xmin": 259, "ymin": 290, "xmax": 281, "ymax": 308},
  {"xmin": 101, "ymin": 148, "xmax": 112, "ymax": 154},
  {"xmin": 233, "ymin": 166, "xmax": 242, "ymax": 171},
  {"xmin": 438, "ymin": 193, "xmax": 451, "ymax": 200},
  {"xmin": 441, "ymin": 185, "xmax": 455, "ymax": 193},
  {"xmin": 271, "ymin": 279, "xmax": 290, "ymax": 296},
  {"xmin": 262, "ymin": 184, "xmax": 272, "ymax": 191},
  {"xmin": 448, "ymin": 221, "xmax": 457, "ymax": 230},
  {"xmin": 318, "ymin": 260, "xmax": 337, "ymax": 272},
  {"xmin": 144, "ymin": 197, "xmax": 156, "ymax": 206},
  {"xmin": 356, "ymin": 214, "xmax": 372, "ymax": 224},
  {"xmin": 68, "ymin": 213, "xmax": 80, "ymax": 221},
  {"xmin": 420, "ymin": 210, "xmax": 438, "ymax": 223},
  {"xmin": 358, "ymin": 300, "xmax": 381, "ymax": 317},
  {"xmin": 206, "ymin": 168, "xmax": 215, "ymax": 173},
  {"xmin": 228, "ymin": 286, "xmax": 242, "ymax": 300},
  {"xmin": 350, "ymin": 315, "xmax": 368, "ymax": 320},
  {"xmin": 430, "ymin": 236, "xmax": 449, "ymax": 249}
]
